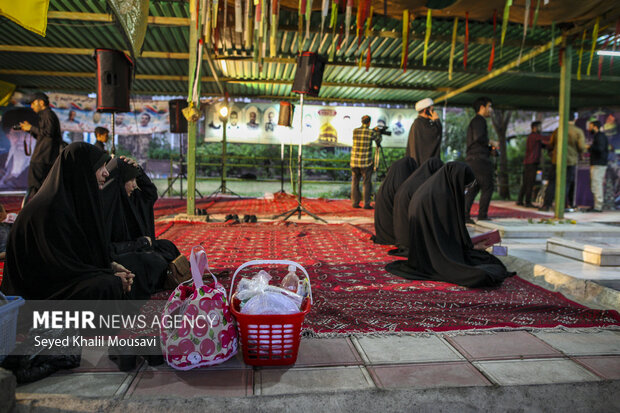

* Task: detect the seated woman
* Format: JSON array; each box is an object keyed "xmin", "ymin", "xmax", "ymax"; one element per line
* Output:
[
  {"xmin": 373, "ymin": 157, "xmax": 418, "ymax": 245},
  {"xmin": 101, "ymin": 157, "xmax": 183, "ymax": 299},
  {"xmin": 391, "ymin": 158, "xmax": 444, "ymax": 256},
  {"xmin": 1, "ymin": 142, "xmax": 132, "ymax": 300},
  {"xmin": 386, "ymin": 162, "xmax": 514, "ymax": 288}
]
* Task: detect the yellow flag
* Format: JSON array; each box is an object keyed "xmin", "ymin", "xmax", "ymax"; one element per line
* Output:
[
  {"xmin": 0, "ymin": 80, "xmax": 16, "ymax": 106},
  {"xmin": 0, "ymin": 0, "xmax": 49, "ymax": 37}
]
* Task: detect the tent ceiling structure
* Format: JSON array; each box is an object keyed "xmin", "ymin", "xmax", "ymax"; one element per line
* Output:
[{"xmin": 0, "ymin": 0, "xmax": 619, "ymax": 109}]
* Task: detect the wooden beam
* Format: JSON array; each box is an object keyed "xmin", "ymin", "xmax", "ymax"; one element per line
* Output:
[{"xmin": 48, "ymin": 11, "xmax": 189, "ymax": 26}]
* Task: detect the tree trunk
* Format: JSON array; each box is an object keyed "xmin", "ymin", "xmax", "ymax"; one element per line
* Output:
[{"xmin": 491, "ymin": 109, "xmax": 512, "ymax": 200}]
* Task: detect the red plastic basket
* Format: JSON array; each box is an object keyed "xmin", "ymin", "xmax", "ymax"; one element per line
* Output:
[{"xmin": 229, "ymin": 260, "xmax": 313, "ymax": 366}]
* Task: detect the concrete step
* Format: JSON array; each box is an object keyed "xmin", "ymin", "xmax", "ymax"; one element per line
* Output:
[
  {"xmin": 546, "ymin": 237, "xmax": 620, "ymax": 266},
  {"xmin": 11, "ymin": 381, "xmax": 620, "ymax": 413}
]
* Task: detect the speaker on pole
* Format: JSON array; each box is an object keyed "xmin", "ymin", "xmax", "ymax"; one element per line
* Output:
[
  {"xmin": 292, "ymin": 52, "xmax": 326, "ymax": 97},
  {"xmin": 277, "ymin": 101, "xmax": 294, "ymax": 127},
  {"xmin": 94, "ymin": 49, "xmax": 134, "ymax": 113},
  {"xmin": 169, "ymin": 99, "xmax": 188, "ymax": 133}
]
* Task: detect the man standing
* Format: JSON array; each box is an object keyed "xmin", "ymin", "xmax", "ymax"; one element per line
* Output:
[
  {"xmin": 464, "ymin": 97, "xmax": 497, "ymax": 223},
  {"xmin": 18, "ymin": 92, "xmax": 62, "ymax": 203},
  {"xmin": 406, "ymin": 98, "xmax": 442, "ymax": 165},
  {"xmin": 587, "ymin": 120, "xmax": 609, "ymax": 212},
  {"xmin": 350, "ymin": 115, "xmax": 381, "ymax": 209},
  {"xmin": 539, "ymin": 112, "xmax": 586, "ymax": 211},
  {"xmin": 517, "ymin": 121, "xmax": 545, "ymax": 208}
]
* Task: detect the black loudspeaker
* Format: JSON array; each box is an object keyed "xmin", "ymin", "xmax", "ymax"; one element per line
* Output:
[
  {"xmin": 169, "ymin": 99, "xmax": 188, "ymax": 133},
  {"xmin": 94, "ymin": 49, "xmax": 133, "ymax": 113},
  {"xmin": 278, "ymin": 101, "xmax": 294, "ymax": 127},
  {"xmin": 292, "ymin": 52, "xmax": 326, "ymax": 97}
]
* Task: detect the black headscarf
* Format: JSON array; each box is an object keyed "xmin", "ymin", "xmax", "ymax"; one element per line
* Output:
[
  {"xmin": 373, "ymin": 157, "xmax": 418, "ymax": 244},
  {"xmin": 392, "ymin": 158, "xmax": 444, "ymax": 250},
  {"xmin": 101, "ymin": 158, "xmax": 146, "ymax": 243},
  {"xmin": 386, "ymin": 162, "xmax": 514, "ymax": 288},
  {"xmin": 2, "ymin": 143, "xmax": 114, "ymax": 299}
]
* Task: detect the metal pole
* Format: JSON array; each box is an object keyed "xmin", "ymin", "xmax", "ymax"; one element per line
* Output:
[
  {"xmin": 297, "ymin": 94, "xmax": 304, "ymax": 219},
  {"xmin": 110, "ymin": 112, "xmax": 116, "ymax": 156},
  {"xmin": 554, "ymin": 42, "xmax": 572, "ymax": 219},
  {"xmin": 186, "ymin": 0, "xmax": 198, "ymax": 215},
  {"xmin": 221, "ymin": 119, "xmax": 227, "ymax": 193}
]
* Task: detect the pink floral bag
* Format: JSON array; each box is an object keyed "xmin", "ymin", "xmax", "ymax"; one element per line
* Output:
[{"xmin": 160, "ymin": 246, "xmax": 238, "ymax": 370}]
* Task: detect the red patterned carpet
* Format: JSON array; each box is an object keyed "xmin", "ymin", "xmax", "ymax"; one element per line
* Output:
[
  {"xmin": 154, "ymin": 194, "xmax": 547, "ymax": 219},
  {"xmin": 153, "ymin": 221, "xmax": 620, "ymax": 335},
  {"xmin": 1, "ymin": 193, "xmax": 547, "ymax": 219}
]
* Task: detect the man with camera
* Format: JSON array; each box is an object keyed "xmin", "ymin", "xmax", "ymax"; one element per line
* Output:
[
  {"xmin": 406, "ymin": 98, "xmax": 442, "ymax": 165},
  {"xmin": 350, "ymin": 115, "xmax": 382, "ymax": 209},
  {"xmin": 17, "ymin": 92, "xmax": 62, "ymax": 204}
]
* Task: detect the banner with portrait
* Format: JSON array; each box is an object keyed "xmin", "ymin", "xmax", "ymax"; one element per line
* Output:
[{"xmin": 203, "ymin": 102, "xmax": 415, "ymax": 148}]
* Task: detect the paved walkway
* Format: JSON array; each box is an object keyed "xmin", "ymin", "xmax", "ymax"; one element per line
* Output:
[{"xmin": 4, "ymin": 201, "xmax": 620, "ymax": 412}]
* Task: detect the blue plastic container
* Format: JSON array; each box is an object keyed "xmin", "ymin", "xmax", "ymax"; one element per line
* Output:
[{"xmin": 0, "ymin": 292, "xmax": 25, "ymax": 363}]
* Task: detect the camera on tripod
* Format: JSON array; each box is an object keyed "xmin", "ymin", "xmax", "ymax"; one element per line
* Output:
[{"xmin": 374, "ymin": 125, "xmax": 392, "ymax": 136}]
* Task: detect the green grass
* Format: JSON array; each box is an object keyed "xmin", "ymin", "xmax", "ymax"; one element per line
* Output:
[{"xmin": 152, "ymin": 178, "xmax": 353, "ymax": 199}]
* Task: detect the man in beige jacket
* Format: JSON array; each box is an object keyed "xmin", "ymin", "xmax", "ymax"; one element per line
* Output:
[{"xmin": 539, "ymin": 112, "xmax": 586, "ymax": 211}]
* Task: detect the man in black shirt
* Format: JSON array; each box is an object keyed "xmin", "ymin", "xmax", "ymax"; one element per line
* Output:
[
  {"xmin": 464, "ymin": 97, "xmax": 498, "ymax": 223},
  {"xmin": 18, "ymin": 92, "xmax": 62, "ymax": 204},
  {"xmin": 406, "ymin": 97, "xmax": 442, "ymax": 165},
  {"xmin": 587, "ymin": 120, "xmax": 609, "ymax": 212}
]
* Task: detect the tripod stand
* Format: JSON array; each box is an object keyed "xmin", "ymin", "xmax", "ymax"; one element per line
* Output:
[
  {"xmin": 373, "ymin": 141, "xmax": 389, "ymax": 180},
  {"xmin": 206, "ymin": 116, "xmax": 241, "ymax": 199},
  {"xmin": 274, "ymin": 94, "xmax": 326, "ymax": 222},
  {"xmin": 161, "ymin": 132, "xmax": 204, "ymax": 199}
]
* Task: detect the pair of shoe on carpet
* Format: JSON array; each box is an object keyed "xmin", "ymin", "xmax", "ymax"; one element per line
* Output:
[{"xmin": 225, "ymin": 214, "xmax": 257, "ymax": 223}]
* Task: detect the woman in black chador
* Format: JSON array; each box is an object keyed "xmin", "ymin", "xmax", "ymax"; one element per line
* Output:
[
  {"xmin": 373, "ymin": 157, "xmax": 418, "ymax": 245},
  {"xmin": 101, "ymin": 157, "xmax": 181, "ymax": 299},
  {"xmin": 391, "ymin": 158, "xmax": 444, "ymax": 256},
  {"xmin": 386, "ymin": 162, "xmax": 514, "ymax": 288},
  {"xmin": 1, "ymin": 143, "xmax": 131, "ymax": 300}
]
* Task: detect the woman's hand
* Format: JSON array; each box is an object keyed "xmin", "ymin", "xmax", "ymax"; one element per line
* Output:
[
  {"xmin": 119, "ymin": 155, "xmax": 139, "ymax": 168},
  {"xmin": 473, "ymin": 241, "xmax": 490, "ymax": 250},
  {"xmin": 112, "ymin": 261, "xmax": 135, "ymax": 293}
]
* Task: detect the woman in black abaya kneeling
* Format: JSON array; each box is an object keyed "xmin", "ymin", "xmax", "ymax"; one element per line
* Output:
[
  {"xmin": 373, "ymin": 157, "xmax": 418, "ymax": 245},
  {"xmin": 1, "ymin": 143, "xmax": 132, "ymax": 300},
  {"xmin": 386, "ymin": 162, "xmax": 514, "ymax": 288},
  {"xmin": 101, "ymin": 156, "xmax": 183, "ymax": 299},
  {"xmin": 391, "ymin": 158, "xmax": 444, "ymax": 256}
]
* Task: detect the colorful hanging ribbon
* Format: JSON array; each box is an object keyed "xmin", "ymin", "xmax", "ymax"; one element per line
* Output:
[
  {"xmin": 518, "ymin": 0, "xmax": 531, "ymax": 65},
  {"xmin": 270, "ymin": 0, "xmax": 278, "ymax": 57},
  {"xmin": 401, "ymin": 10, "xmax": 409, "ymax": 72},
  {"xmin": 587, "ymin": 17, "xmax": 600, "ymax": 76},
  {"xmin": 213, "ymin": 0, "xmax": 219, "ymax": 29},
  {"xmin": 298, "ymin": 0, "xmax": 305, "ymax": 51},
  {"xmin": 531, "ymin": 0, "xmax": 540, "ymax": 35},
  {"xmin": 366, "ymin": 44, "xmax": 371, "ymax": 71},
  {"xmin": 366, "ymin": 6, "xmax": 373, "ymax": 38},
  {"xmin": 548, "ymin": 21, "xmax": 555, "ymax": 70},
  {"xmin": 423, "ymin": 10, "xmax": 432, "ymax": 66},
  {"xmin": 611, "ymin": 19, "xmax": 620, "ymax": 71},
  {"xmin": 328, "ymin": 0, "xmax": 338, "ymax": 61},
  {"xmin": 203, "ymin": 0, "xmax": 212, "ymax": 43},
  {"xmin": 577, "ymin": 29, "xmax": 586, "ymax": 80},
  {"xmin": 464, "ymin": 12, "xmax": 469, "ymax": 69},
  {"xmin": 235, "ymin": 0, "xmax": 243, "ymax": 33},
  {"xmin": 244, "ymin": 0, "xmax": 253, "ymax": 49},
  {"xmin": 488, "ymin": 9, "xmax": 497, "ymax": 71},
  {"xmin": 305, "ymin": 0, "xmax": 312, "ymax": 40},
  {"xmin": 321, "ymin": 0, "xmax": 329, "ymax": 36},
  {"xmin": 500, "ymin": 0, "xmax": 512, "ymax": 57},
  {"xmin": 345, "ymin": 0, "xmax": 353, "ymax": 45},
  {"xmin": 448, "ymin": 17, "xmax": 457, "ymax": 80}
]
